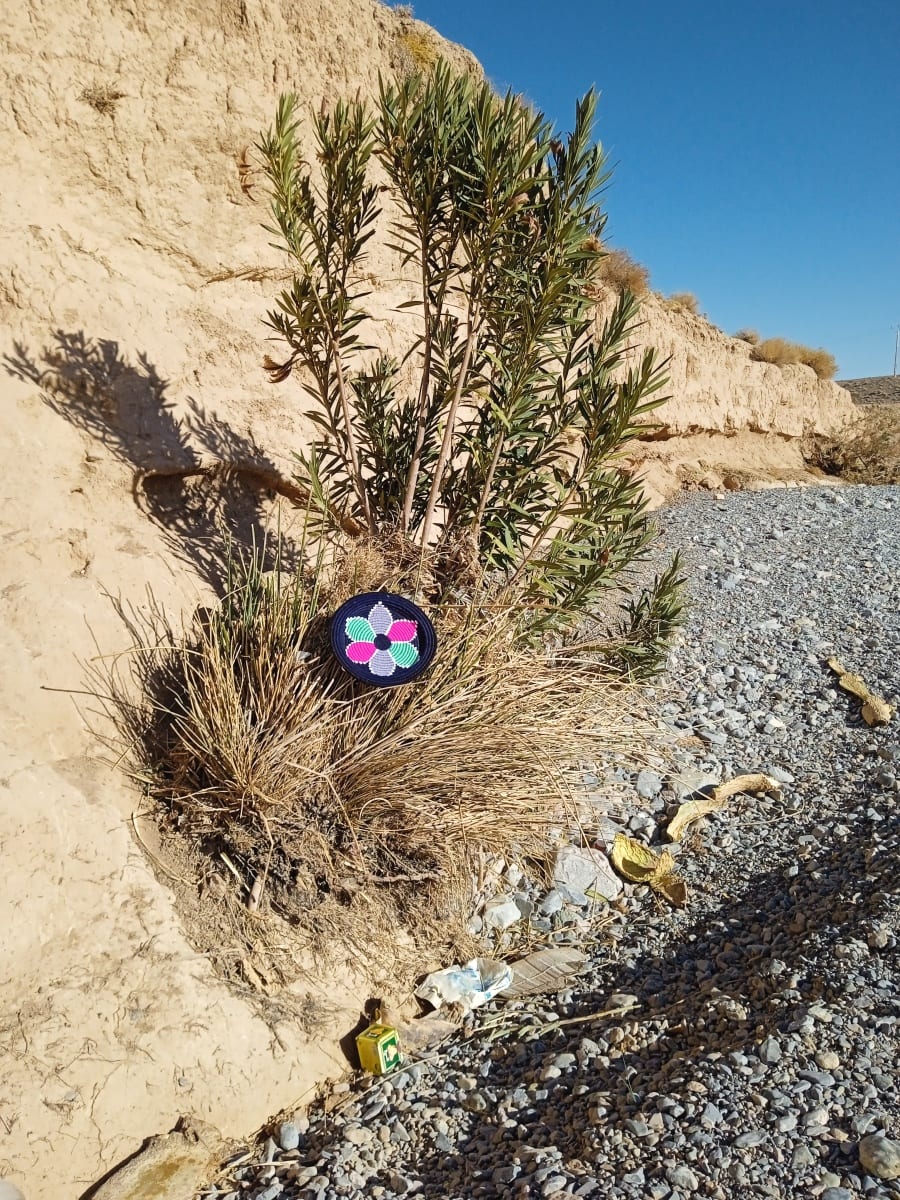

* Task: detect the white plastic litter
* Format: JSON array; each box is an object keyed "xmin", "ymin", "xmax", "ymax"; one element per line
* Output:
[{"xmin": 415, "ymin": 957, "xmax": 512, "ymax": 1013}]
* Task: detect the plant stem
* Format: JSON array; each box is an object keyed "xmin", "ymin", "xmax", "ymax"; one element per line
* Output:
[
  {"xmin": 472, "ymin": 426, "xmax": 506, "ymax": 537},
  {"xmin": 400, "ymin": 240, "xmax": 434, "ymax": 533},
  {"xmin": 507, "ymin": 448, "xmax": 589, "ymax": 589},
  {"xmin": 328, "ymin": 332, "xmax": 374, "ymax": 534},
  {"xmin": 419, "ymin": 303, "xmax": 479, "ymax": 548}
]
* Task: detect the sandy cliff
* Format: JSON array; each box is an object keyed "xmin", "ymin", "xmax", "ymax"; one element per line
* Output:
[
  {"xmin": 0, "ymin": 2, "xmax": 857, "ymax": 1195},
  {"xmin": 612, "ymin": 294, "xmax": 859, "ymax": 504}
]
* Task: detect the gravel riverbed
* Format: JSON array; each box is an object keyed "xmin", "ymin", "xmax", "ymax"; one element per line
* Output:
[{"xmin": 205, "ymin": 484, "xmax": 899, "ymax": 1200}]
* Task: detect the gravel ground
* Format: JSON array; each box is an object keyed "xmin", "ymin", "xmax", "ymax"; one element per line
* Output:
[{"xmin": 204, "ymin": 484, "xmax": 899, "ymax": 1200}]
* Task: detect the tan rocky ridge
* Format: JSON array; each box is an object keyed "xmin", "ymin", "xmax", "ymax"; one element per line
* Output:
[
  {"xmin": 613, "ymin": 295, "xmax": 859, "ymax": 504},
  {"xmin": 0, "ymin": 1, "xmax": 858, "ymax": 1196}
]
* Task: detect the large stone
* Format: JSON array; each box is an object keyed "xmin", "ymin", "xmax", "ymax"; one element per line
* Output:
[
  {"xmin": 553, "ymin": 845, "xmax": 622, "ymax": 901},
  {"xmin": 88, "ymin": 1120, "xmax": 224, "ymax": 1200},
  {"xmin": 859, "ymin": 1133, "xmax": 900, "ymax": 1180}
]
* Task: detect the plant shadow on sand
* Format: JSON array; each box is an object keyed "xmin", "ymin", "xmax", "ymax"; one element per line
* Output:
[
  {"xmin": 4, "ymin": 330, "xmax": 305, "ymax": 592},
  {"xmin": 398, "ymin": 798, "xmax": 898, "ymax": 1193},
  {"xmin": 2, "ymin": 330, "xmax": 360, "ymax": 1036}
]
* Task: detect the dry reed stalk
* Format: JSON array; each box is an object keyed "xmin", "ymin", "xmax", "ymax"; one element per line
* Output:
[{"xmin": 90, "ymin": 534, "xmax": 661, "ymax": 968}]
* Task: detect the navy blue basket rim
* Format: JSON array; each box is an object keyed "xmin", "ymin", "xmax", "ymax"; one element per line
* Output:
[{"xmin": 329, "ymin": 591, "xmax": 437, "ymax": 687}]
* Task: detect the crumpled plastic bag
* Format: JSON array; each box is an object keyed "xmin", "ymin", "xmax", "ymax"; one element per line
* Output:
[{"xmin": 415, "ymin": 957, "xmax": 512, "ymax": 1014}]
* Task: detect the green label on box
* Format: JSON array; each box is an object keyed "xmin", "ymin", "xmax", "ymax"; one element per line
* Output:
[{"xmin": 356, "ymin": 1023, "xmax": 401, "ymax": 1074}]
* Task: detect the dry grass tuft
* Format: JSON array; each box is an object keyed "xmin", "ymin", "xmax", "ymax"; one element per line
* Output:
[
  {"xmin": 204, "ymin": 265, "xmax": 296, "ymax": 285},
  {"xmin": 734, "ymin": 328, "xmax": 760, "ymax": 345},
  {"xmin": 590, "ymin": 247, "xmax": 650, "ymax": 297},
  {"xmin": 94, "ymin": 533, "xmax": 656, "ymax": 985},
  {"xmin": 397, "ymin": 27, "xmax": 440, "ymax": 73},
  {"xmin": 664, "ymin": 291, "xmax": 701, "ymax": 316},
  {"xmin": 79, "ymin": 83, "xmax": 125, "ymax": 115},
  {"xmin": 797, "ymin": 346, "xmax": 838, "ymax": 380},
  {"xmin": 752, "ymin": 337, "xmax": 837, "ymax": 380}
]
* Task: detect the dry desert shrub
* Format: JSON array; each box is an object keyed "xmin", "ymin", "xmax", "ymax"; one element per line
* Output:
[
  {"xmin": 396, "ymin": 26, "xmax": 440, "ymax": 73},
  {"xmin": 807, "ymin": 404, "xmax": 900, "ymax": 485},
  {"xmin": 97, "ymin": 534, "xmax": 658, "ymax": 964},
  {"xmin": 796, "ymin": 345, "xmax": 838, "ymax": 380},
  {"xmin": 591, "ymin": 247, "xmax": 650, "ymax": 296},
  {"xmin": 734, "ymin": 328, "xmax": 760, "ymax": 345},
  {"xmin": 665, "ymin": 291, "xmax": 701, "ymax": 315},
  {"xmin": 752, "ymin": 337, "xmax": 837, "ymax": 380},
  {"xmin": 752, "ymin": 336, "xmax": 795, "ymax": 366},
  {"xmin": 79, "ymin": 82, "xmax": 124, "ymax": 115},
  {"xmin": 95, "ymin": 65, "xmax": 683, "ymax": 987}
]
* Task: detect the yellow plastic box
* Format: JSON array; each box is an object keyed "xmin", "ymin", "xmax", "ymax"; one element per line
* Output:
[{"xmin": 356, "ymin": 1023, "xmax": 401, "ymax": 1074}]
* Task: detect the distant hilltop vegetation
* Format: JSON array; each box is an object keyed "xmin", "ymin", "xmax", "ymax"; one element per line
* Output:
[{"xmin": 838, "ymin": 375, "xmax": 900, "ymax": 404}]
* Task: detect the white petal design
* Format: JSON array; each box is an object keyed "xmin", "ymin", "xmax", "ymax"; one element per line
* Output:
[
  {"xmin": 369, "ymin": 649, "xmax": 396, "ymax": 677},
  {"xmin": 367, "ymin": 602, "xmax": 394, "ymax": 635}
]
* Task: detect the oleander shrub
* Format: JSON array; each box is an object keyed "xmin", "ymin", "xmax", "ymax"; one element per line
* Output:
[
  {"xmin": 259, "ymin": 63, "xmax": 678, "ymax": 632},
  {"xmin": 106, "ymin": 64, "xmax": 684, "ymax": 973}
]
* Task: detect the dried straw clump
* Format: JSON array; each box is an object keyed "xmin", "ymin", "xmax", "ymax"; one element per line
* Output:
[
  {"xmin": 751, "ymin": 337, "xmax": 837, "ymax": 380},
  {"xmin": 734, "ymin": 328, "xmax": 760, "ymax": 345},
  {"xmin": 589, "ymin": 246, "xmax": 650, "ymax": 297},
  {"xmin": 664, "ymin": 291, "xmax": 700, "ymax": 315},
  {"xmin": 806, "ymin": 404, "xmax": 900, "ymax": 486},
  {"xmin": 98, "ymin": 536, "xmax": 653, "ymax": 950}
]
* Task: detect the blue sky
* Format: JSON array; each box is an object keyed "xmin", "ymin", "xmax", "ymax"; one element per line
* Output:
[{"xmin": 405, "ymin": 0, "xmax": 899, "ymax": 379}]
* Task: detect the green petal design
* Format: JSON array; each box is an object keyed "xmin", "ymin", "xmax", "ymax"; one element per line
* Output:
[
  {"xmin": 345, "ymin": 616, "xmax": 374, "ymax": 642},
  {"xmin": 390, "ymin": 640, "xmax": 419, "ymax": 669}
]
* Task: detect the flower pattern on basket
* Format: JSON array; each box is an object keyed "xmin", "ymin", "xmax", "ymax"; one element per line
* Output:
[{"xmin": 344, "ymin": 601, "xmax": 419, "ymax": 678}]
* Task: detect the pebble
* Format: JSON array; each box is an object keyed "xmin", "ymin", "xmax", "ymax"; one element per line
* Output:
[
  {"xmin": 756, "ymin": 1036, "xmax": 782, "ymax": 1064},
  {"xmin": 733, "ymin": 1129, "xmax": 767, "ymax": 1149},
  {"xmin": 859, "ymin": 1132, "xmax": 900, "ymax": 1180},
  {"xmin": 814, "ymin": 1050, "xmax": 841, "ymax": 1070},
  {"xmin": 665, "ymin": 1164, "xmax": 699, "ymax": 1192},
  {"xmin": 635, "ymin": 769, "xmax": 664, "ymax": 799},
  {"xmin": 278, "ymin": 1123, "xmax": 300, "ymax": 1152}
]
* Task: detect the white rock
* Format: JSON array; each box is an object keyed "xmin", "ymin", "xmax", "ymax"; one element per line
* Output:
[
  {"xmin": 815, "ymin": 1050, "xmax": 840, "ymax": 1070},
  {"xmin": 483, "ymin": 895, "xmax": 523, "ymax": 931},
  {"xmin": 553, "ymin": 845, "xmax": 622, "ymax": 900},
  {"xmin": 505, "ymin": 863, "xmax": 524, "ymax": 887},
  {"xmin": 635, "ymin": 769, "xmax": 663, "ymax": 799},
  {"xmin": 859, "ymin": 1133, "xmax": 900, "ymax": 1181}
]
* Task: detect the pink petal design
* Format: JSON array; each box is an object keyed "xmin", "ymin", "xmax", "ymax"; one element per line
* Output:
[
  {"xmin": 367, "ymin": 602, "xmax": 394, "ymax": 635},
  {"xmin": 387, "ymin": 619, "xmax": 417, "ymax": 643},
  {"xmin": 369, "ymin": 649, "xmax": 397, "ymax": 677},
  {"xmin": 346, "ymin": 640, "xmax": 377, "ymax": 663}
]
